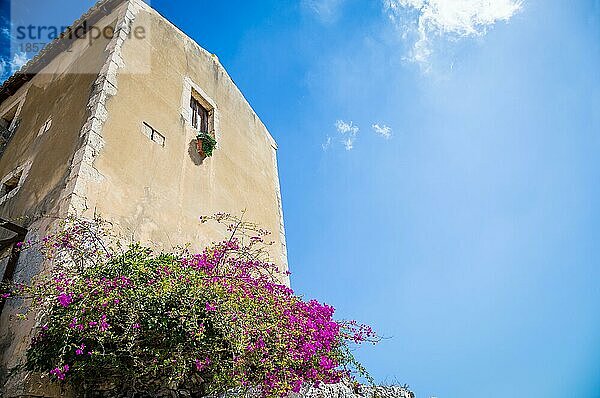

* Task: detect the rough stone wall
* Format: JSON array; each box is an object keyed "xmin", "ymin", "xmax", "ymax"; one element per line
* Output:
[
  {"xmin": 295, "ymin": 384, "xmax": 414, "ymax": 398},
  {"xmin": 88, "ymin": 382, "xmax": 415, "ymax": 398}
]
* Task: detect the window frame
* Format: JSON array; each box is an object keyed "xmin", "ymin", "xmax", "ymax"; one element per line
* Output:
[
  {"xmin": 0, "ymin": 161, "xmax": 32, "ymax": 206},
  {"xmin": 190, "ymin": 96, "xmax": 210, "ymax": 134},
  {"xmin": 0, "ymin": 93, "xmax": 26, "ymax": 157},
  {"xmin": 181, "ymin": 77, "xmax": 219, "ymax": 140}
]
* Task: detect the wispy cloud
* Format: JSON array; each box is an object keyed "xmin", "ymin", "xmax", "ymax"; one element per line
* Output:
[
  {"xmin": 303, "ymin": 0, "xmax": 345, "ymax": 23},
  {"xmin": 0, "ymin": 52, "xmax": 30, "ymax": 82},
  {"xmin": 335, "ymin": 120, "xmax": 359, "ymax": 150},
  {"xmin": 0, "ymin": 59, "xmax": 7, "ymax": 81},
  {"xmin": 372, "ymin": 123, "xmax": 393, "ymax": 139},
  {"xmin": 324, "ymin": 120, "xmax": 394, "ymax": 151},
  {"xmin": 384, "ymin": 0, "xmax": 523, "ymax": 70},
  {"xmin": 322, "ymin": 136, "xmax": 332, "ymax": 151},
  {"xmin": 0, "ymin": 16, "xmax": 12, "ymax": 40},
  {"xmin": 10, "ymin": 52, "xmax": 29, "ymax": 72}
]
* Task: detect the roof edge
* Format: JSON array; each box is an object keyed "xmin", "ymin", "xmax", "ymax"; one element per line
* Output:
[
  {"xmin": 0, "ymin": 0, "xmax": 127, "ymax": 104},
  {"xmin": 0, "ymin": 0, "xmax": 280, "ymax": 149}
]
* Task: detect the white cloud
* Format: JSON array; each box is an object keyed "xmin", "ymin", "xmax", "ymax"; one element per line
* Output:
[
  {"xmin": 303, "ymin": 0, "xmax": 345, "ymax": 23},
  {"xmin": 384, "ymin": 0, "xmax": 523, "ymax": 69},
  {"xmin": 372, "ymin": 123, "xmax": 393, "ymax": 139},
  {"xmin": 0, "ymin": 53, "xmax": 30, "ymax": 82},
  {"xmin": 0, "ymin": 59, "xmax": 8, "ymax": 79},
  {"xmin": 335, "ymin": 119, "xmax": 359, "ymax": 151},
  {"xmin": 10, "ymin": 52, "xmax": 29, "ymax": 73},
  {"xmin": 335, "ymin": 119, "xmax": 358, "ymax": 135},
  {"xmin": 342, "ymin": 138, "xmax": 354, "ymax": 151},
  {"xmin": 322, "ymin": 136, "xmax": 332, "ymax": 151}
]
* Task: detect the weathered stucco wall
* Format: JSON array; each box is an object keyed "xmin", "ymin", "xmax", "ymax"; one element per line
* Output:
[
  {"xmin": 0, "ymin": 0, "xmax": 289, "ymax": 395},
  {"xmin": 80, "ymin": 3, "xmax": 289, "ymax": 274},
  {"xmin": 0, "ymin": 5, "xmax": 127, "ymax": 396},
  {"xmin": 0, "ymin": 16, "xmax": 118, "ymax": 225}
]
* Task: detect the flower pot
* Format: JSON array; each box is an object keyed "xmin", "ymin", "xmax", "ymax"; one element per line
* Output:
[
  {"xmin": 196, "ymin": 138, "xmax": 206, "ymax": 158},
  {"xmin": 196, "ymin": 133, "xmax": 216, "ymax": 158}
]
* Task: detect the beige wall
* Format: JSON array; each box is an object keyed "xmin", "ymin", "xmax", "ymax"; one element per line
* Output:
[
  {"xmin": 0, "ymin": 6, "xmax": 126, "ymax": 396},
  {"xmin": 0, "ymin": 18, "xmax": 117, "ymax": 225},
  {"xmin": 0, "ymin": 2, "xmax": 288, "ymax": 394},
  {"xmin": 81, "ymin": 6, "xmax": 288, "ymax": 274}
]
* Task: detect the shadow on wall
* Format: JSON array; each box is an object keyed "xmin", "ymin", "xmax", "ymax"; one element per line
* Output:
[{"xmin": 188, "ymin": 139, "xmax": 204, "ymax": 166}]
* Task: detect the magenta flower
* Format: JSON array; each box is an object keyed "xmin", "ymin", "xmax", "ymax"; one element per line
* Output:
[
  {"xmin": 99, "ymin": 314, "xmax": 110, "ymax": 332},
  {"xmin": 195, "ymin": 357, "xmax": 211, "ymax": 371},
  {"xmin": 75, "ymin": 344, "xmax": 85, "ymax": 355},
  {"xmin": 68, "ymin": 318, "xmax": 78, "ymax": 329},
  {"xmin": 13, "ymin": 216, "xmax": 378, "ymax": 397},
  {"xmin": 57, "ymin": 293, "xmax": 73, "ymax": 307},
  {"xmin": 319, "ymin": 356, "xmax": 335, "ymax": 370},
  {"xmin": 50, "ymin": 364, "xmax": 69, "ymax": 380}
]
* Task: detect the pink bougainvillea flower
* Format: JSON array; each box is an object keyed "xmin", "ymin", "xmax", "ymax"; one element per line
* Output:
[
  {"xmin": 319, "ymin": 356, "xmax": 335, "ymax": 370},
  {"xmin": 50, "ymin": 364, "xmax": 69, "ymax": 380},
  {"xmin": 57, "ymin": 293, "xmax": 73, "ymax": 307},
  {"xmin": 11, "ymin": 216, "xmax": 378, "ymax": 398},
  {"xmin": 195, "ymin": 357, "xmax": 211, "ymax": 371},
  {"xmin": 75, "ymin": 344, "xmax": 85, "ymax": 355},
  {"xmin": 99, "ymin": 314, "xmax": 110, "ymax": 332}
]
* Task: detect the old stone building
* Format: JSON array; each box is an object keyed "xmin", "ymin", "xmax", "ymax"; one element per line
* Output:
[{"xmin": 0, "ymin": 0, "xmax": 288, "ymax": 395}]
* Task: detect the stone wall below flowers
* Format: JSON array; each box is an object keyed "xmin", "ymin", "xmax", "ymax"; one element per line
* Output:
[
  {"xmin": 88, "ymin": 382, "xmax": 415, "ymax": 398},
  {"xmin": 293, "ymin": 383, "xmax": 415, "ymax": 398}
]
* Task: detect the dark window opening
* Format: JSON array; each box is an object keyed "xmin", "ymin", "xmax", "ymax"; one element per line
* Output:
[
  {"xmin": 0, "ymin": 105, "xmax": 20, "ymax": 158},
  {"xmin": 0, "ymin": 217, "xmax": 28, "ymax": 317},
  {"xmin": 0, "ymin": 171, "xmax": 21, "ymax": 198},
  {"xmin": 190, "ymin": 96, "xmax": 209, "ymax": 133}
]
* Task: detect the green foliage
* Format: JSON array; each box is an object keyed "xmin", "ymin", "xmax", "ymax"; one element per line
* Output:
[
  {"xmin": 1, "ymin": 215, "xmax": 378, "ymax": 397},
  {"xmin": 197, "ymin": 132, "xmax": 217, "ymax": 157}
]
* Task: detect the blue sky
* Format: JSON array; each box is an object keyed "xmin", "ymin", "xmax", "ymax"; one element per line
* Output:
[{"xmin": 2, "ymin": 1, "xmax": 600, "ymax": 397}]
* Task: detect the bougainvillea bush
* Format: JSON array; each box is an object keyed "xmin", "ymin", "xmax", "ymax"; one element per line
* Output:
[{"xmin": 1, "ymin": 214, "xmax": 377, "ymax": 397}]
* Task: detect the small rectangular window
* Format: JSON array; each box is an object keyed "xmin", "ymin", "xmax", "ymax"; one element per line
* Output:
[
  {"xmin": 190, "ymin": 96, "xmax": 209, "ymax": 133},
  {"xmin": 0, "ymin": 104, "xmax": 21, "ymax": 158},
  {"xmin": 0, "ymin": 162, "xmax": 30, "ymax": 206},
  {"xmin": 1, "ymin": 173, "xmax": 21, "ymax": 197},
  {"xmin": 142, "ymin": 122, "xmax": 165, "ymax": 147}
]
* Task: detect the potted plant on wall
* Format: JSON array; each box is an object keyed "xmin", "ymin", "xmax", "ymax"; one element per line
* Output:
[{"xmin": 196, "ymin": 132, "xmax": 217, "ymax": 158}]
